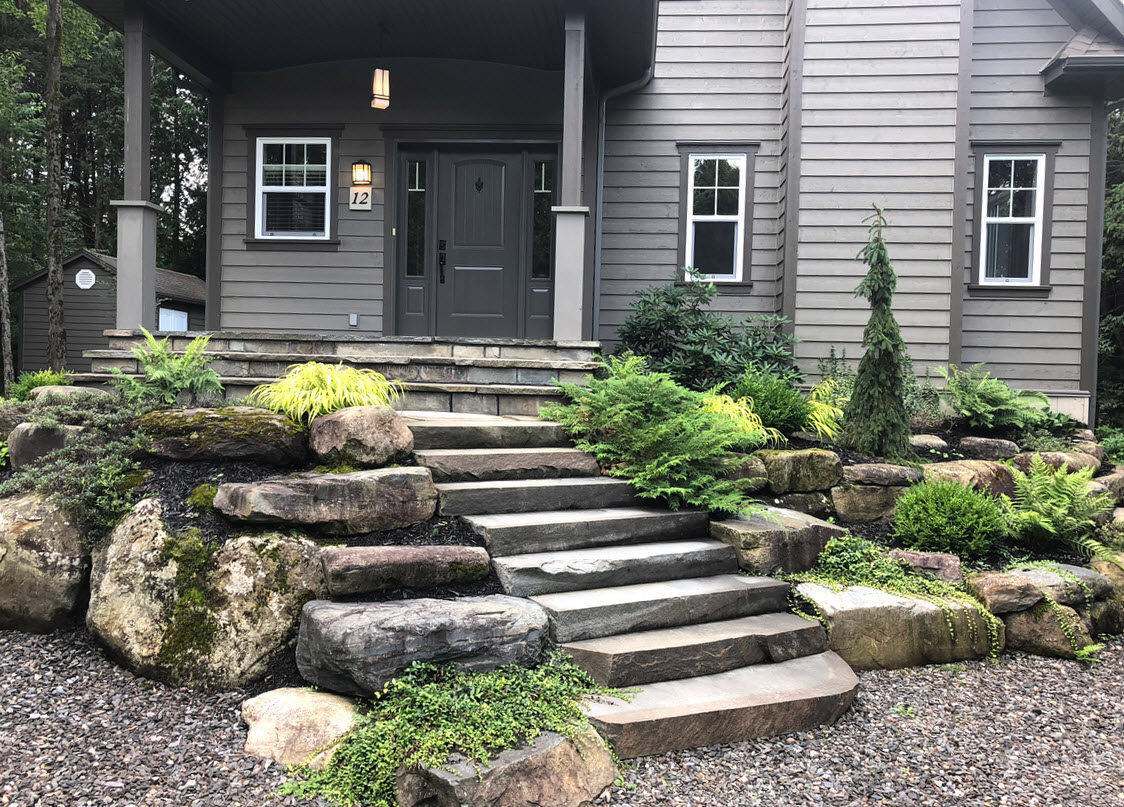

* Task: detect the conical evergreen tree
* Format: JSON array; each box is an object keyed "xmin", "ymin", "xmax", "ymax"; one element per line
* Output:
[{"xmin": 843, "ymin": 206, "xmax": 914, "ymax": 460}]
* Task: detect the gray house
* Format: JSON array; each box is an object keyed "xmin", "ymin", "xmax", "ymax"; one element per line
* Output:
[
  {"xmin": 17, "ymin": 250, "xmax": 205, "ymax": 372},
  {"xmin": 72, "ymin": 0, "xmax": 1124, "ymax": 422}
]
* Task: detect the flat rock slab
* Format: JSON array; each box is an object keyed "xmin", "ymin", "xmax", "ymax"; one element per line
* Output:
[
  {"xmin": 888, "ymin": 550, "xmax": 962, "ymax": 584},
  {"xmin": 138, "ymin": 407, "xmax": 307, "ymax": 465},
  {"xmin": 296, "ymin": 596, "xmax": 549, "ymax": 696},
  {"xmin": 215, "ymin": 467, "xmax": 437, "ymax": 535},
  {"xmin": 1012, "ymin": 451, "xmax": 1101, "ymax": 475},
  {"xmin": 1004, "ymin": 565, "xmax": 1113, "ymax": 607},
  {"xmin": 309, "ymin": 405, "xmax": 414, "ymax": 467},
  {"xmin": 397, "ymin": 729, "xmax": 616, "ymax": 807},
  {"xmin": 405, "ymin": 415, "xmax": 569, "ymax": 450},
  {"xmin": 923, "ymin": 460, "xmax": 1015, "ymax": 498},
  {"xmin": 416, "ymin": 447, "xmax": 599, "ymax": 482},
  {"xmin": 561, "ymin": 613, "xmax": 827, "ymax": 687},
  {"xmin": 842, "ymin": 464, "xmax": 923, "ymax": 487},
  {"xmin": 965, "ymin": 572, "xmax": 1045, "ymax": 615},
  {"xmin": 322, "ymin": 545, "xmax": 491, "ymax": 596},
  {"xmin": 585, "ymin": 651, "xmax": 858, "ymax": 759},
  {"xmin": 766, "ymin": 492, "xmax": 833, "ymax": 519},
  {"xmin": 959, "ymin": 436, "xmax": 1020, "ymax": 460},
  {"xmin": 758, "ymin": 449, "xmax": 843, "ymax": 494},
  {"xmin": 830, "ymin": 485, "xmax": 905, "ymax": 524},
  {"xmin": 710, "ymin": 507, "xmax": 845, "ymax": 575},
  {"xmin": 241, "ymin": 688, "xmax": 358, "ymax": 770},
  {"xmin": 796, "ymin": 583, "xmax": 1002, "ymax": 670},
  {"xmin": 436, "ymin": 477, "xmax": 638, "ymax": 516}
]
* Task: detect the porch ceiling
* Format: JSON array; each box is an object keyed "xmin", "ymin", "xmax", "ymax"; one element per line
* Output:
[{"xmin": 75, "ymin": 0, "xmax": 657, "ymax": 92}]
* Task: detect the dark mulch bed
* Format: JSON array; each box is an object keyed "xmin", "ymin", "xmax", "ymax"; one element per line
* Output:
[
  {"xmin": 138, "ymin": 458, "xmax": 281, "ymax": 538},
  {"xmin": 341, "ymin": 515, "xmax": 485, "ymax": 549}
]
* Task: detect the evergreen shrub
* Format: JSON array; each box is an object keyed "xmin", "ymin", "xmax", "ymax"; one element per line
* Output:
[
  {"xmin": 892, "ymin": 480, "xmax": 1007, "ymax": 561},
  {"xmin": 729, "ymin": 367, "xmax": 810, "ymax": 434}
]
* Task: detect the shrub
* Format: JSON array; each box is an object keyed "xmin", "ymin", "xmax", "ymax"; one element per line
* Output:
[
  {"xmin": 616, "ymin": 267, "xmax": 797, "ymax": 390},
  {"xmin": 10, "ymin": 369, "xmax": 72, "ymax": 401},
  {"xmin": 249, "ymin": 362, "xmax": 402, "ymax": 426},
  {"xmin": 543, "ymin": 354, "xmax": 761, "ymax": 514},
  {"xmin": 699, "ymin": 392, "xmax": 782, "ymax": 448},
  {"xmin": 1098, "ymin": 426, "xmax": 1124, "ymax": 464},
  {"xmin": 109, "ymin": 329, "xmax": 223, "ymax": 407},
  {"xmin": 936, "ymin": 363, "xmax": 1051, "ymax": 432},
  {"xmin": 1001, "ymin": 454, "xmax": 1116, "ymax": 561},
  {"xmin": 729, "ymin": 367, "xmax": 810, "ymax": 434},
  {"xmin": 806, "ymin": 380, "xmax": 844, "ymax": 441},
  {"xmin": 280, "ymin": 654, "xmax": 617, "ymax": 807},
  {"xmin": 891, "ymin": 481, "xmax": 1007, "ymax": 561},
  {"xmin": 840, "ymin": 207, "xmax": 913, "ymax": 461}
]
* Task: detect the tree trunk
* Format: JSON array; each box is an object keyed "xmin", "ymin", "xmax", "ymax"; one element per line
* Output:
[
  {"xmin": 0, "ymin": 178, "xmax": 14, "ymax": 396},
  {"xmin": 45, "ymin": 0, "xmax": 66, "ymax": 371}
]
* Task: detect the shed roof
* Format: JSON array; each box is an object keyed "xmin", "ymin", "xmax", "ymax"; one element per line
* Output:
[{"xmin": 14, "ymin": 250, "xmax": 207, "ymax": 306}]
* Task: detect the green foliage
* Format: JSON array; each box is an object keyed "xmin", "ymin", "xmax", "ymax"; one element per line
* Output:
[
  {"xmin": 891, "ymin": 481, "xmax": 1008, "ymax": 561},
  {"xmin": 280, "ymin": 654, "xmax": 619, "ymax": 807},
  {"xmin": 729, "ymin": 367, "xmax": 810, "ymax": 434},
  {"xmin": 1001, "ymin": 454, "xmax": 1117, "ymax": 561},
  {"xmin": 616, "ymin": 268, "xmax": 797, "ymax": 390},
  {"xmin": 186, "ymin": 483, "xmax": 217, "ymax": 512},
  {"xmin": 249, "ymin": 362, "xmax": 403, "ymax": 427},
  {"xmin": 9, "ymin": 368, "xmax": 71, "ymax": 401},
  {"xmin": 0, "ymin": 393, "xmax": 144, "ymax": 543},
  {"xmin": 109, "ymin": 329, "xmax": 223, "ymax": 407},
  {"xmin": 1098, "ymin": 426, "xmax": 1124, "ymax": 465},
  {"xmin": 699, "ymin": 392, "xmax": 782, "ymax": 447},
  {"xmin": 1018, "ymin": 428, "xmax": 1072, "ymax": 454},
  {"xmin": 806, "ymin": 380, "xmax": 844, "ymax": 442},
  {"xmin": 901, "ymin": 359, "xmax": 944, "ymax": 428},
  {"xmin": 543, "ymin": 354, "xmax": 760, "ymax": 514},
  {"xmin": 788, "ymin": 533, "xmax": 1003, "ymax": 655},
  {"xmin": 937, "ymin": 364, "xmax": 1053, "ymax": 432},
  {"xmin": 1098, "ymin": 174, "xmax": 1124, "ymax": 427},
  {"xmin": 841, "ymin": 207, "xmax": 914, "ymax": 461}
]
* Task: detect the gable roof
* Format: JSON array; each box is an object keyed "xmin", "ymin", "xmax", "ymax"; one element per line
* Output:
[{"xmin": 14, "ymin": 249, "xmax": 207, "ymax": 306}]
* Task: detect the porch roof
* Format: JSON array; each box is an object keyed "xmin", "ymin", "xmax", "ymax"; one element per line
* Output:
[{"xmin": 74, "ymin": 0, "xmax": 657, "ymax": 93}]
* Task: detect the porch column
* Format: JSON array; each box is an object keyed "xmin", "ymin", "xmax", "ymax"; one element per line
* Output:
[
  {"xmin": 113, "ymin": 1, "xmax": 159, "ymax": 331},
  {"xmin": 552, "ymin": 12, "xmax": 588, "ymax": 342}
]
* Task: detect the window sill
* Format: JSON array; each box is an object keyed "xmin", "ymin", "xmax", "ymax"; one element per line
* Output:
[
  {"xmin": 675, "ymin": 279, "xmax": 754, "ymax": 295},
  {"xmin": 966, "ymin": 283, "xmax": 1051, "ymax": 299},
  {"xmin": 243, "ymin": 238, "xmax": 340, "ymax": 252}
]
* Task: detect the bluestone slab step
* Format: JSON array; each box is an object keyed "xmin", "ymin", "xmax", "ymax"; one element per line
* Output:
[
  {"xmin": 403, "ymin": 414, "xmax": 570, "ymax": 450},
  {"xmin": 493, "ymin": 539, "xmax": 737, "ymax": 597},
  {"xmin": 530, "ymin": 575, "xmax": 791, "ymax": 643},
  {"xmin": 415, "ymin": 447, "xmax": 600, "ymax": 482},
  {"xmin": 585, "ymin": 651, "xmax": 859, "ymax": 758},
  {"xmin": 464, "ymin": 508, "xmax": 710, "ymax": 557},
  {"xmin": 561, "ymin": 613, "xmax": 829, "ymax": 687},
  {"xmin": 437, "ymin": 477, "xmax": 639, "ymax": 516}
]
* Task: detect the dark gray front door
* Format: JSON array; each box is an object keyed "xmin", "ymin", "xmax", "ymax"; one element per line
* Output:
[{"xmin": 435, "ymin": 152, "xmax": 523, "ymax": 338}]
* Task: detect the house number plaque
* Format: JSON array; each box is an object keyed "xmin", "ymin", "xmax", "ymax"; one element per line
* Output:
[{"xmin": 349, "ymin": 186, "xmax": 373, "ymax": 211}]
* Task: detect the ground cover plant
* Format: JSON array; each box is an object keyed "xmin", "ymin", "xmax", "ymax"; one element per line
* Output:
[
  {"xmin": 109, "ymin": 328, "xmax": 223, "ymax": 407},
  {"xmin": 892, "ymin": 480, "xmax": 1008, "ymax": 562},
  {"xmin": 280, "ymin": 654, "xmax": 619, "ymax": 807},
  {"xmin": 249, "ymin": 362, "xmax": 402, "ymax": 426}
]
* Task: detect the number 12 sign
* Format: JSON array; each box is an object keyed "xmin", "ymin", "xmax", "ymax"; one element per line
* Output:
[{"xmin": 349, "ymin": 186, "xmax": 372, "ymax": 211}]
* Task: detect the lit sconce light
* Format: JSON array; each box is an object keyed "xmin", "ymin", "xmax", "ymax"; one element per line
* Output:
[
  {"xmin": 371, "ymin": 68, "xmax": 390, "ymax": 110},
  {"xmin": 351, "ymin": 159, "xmax": 372, "ymax": 186}
]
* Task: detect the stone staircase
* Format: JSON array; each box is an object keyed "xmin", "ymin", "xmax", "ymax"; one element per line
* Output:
[
  {"xmin": 79, "ymin": 330, "xmax": 600, "ymax": 416},
  {"xmin": 407, "ymin": 411, "xmax": 860, "ymax": 759}
]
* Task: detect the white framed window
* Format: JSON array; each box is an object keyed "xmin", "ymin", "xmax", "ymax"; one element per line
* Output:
[
  {"xmin": 685, "ymin": 153, "xmax": 748, "ymax": 280},
  {"xmin": 255, "ymin": 137, "xmax": 332, "ymax": 240},
  {"xmin": 158, "ymin": 307, "xmax": 189, "ymax": 332},
  {"xmin": 979, "ymin": 153, "xmax": 1046, "ymax": 284}
]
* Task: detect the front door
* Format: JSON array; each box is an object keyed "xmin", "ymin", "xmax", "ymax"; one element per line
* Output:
[{"xmin": 394, "ymin": 146, "xmax": 556, "ymax": 339}]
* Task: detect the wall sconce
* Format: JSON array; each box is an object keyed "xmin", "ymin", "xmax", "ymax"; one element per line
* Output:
[
  {"xmin": 351, "ymin": 159, "xmax": 372, "ymax": 185},
  {"xmin": 371, "ymin": 68, "xmax": 390, "ymax": 110}
]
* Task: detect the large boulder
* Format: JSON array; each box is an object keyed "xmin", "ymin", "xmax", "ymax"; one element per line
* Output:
[
  {"xmin": 1072, "ymin": 442, "xmax": 1108, "ymax": 465},
  {"xmin": 758, "ymin": 449, "xmax": 843, "ymax": 494},
  {"xmin": 396, "ymin": 729, "xmax": 616, "ymax": 807},
  {"xmin": 138, "ymin": 407, "xmax": 307, "ymax": 465},
  {"xmin": 29, "ymin": 385, "xmax": 113, "ymax": 401},
  {"xmin": 842, "ymin": 464, "xmax": 923, "ymax": 487},
  {"xmin": 296, "ymin": 596, "xmax": 549, "ymax": 697},
  {"xmin": 710, "ymin": 507, "xmax": 846, "ymax": 575},
  {"xmin": 1004, "ymin": 603, "xmax": 1093, "ymax": 659},
  {"xmin": 958, "ymin": 436, "xmax": 1020, "ymax": 461},
  {"xmin": 322, "ymin": 545, "xmax": 491, "ymax": 596},
  {"xmin": 728, "ymin": 454, "xmax": 769, "ymax": 493},
  {"xmin": 1096, "ymin": 467, "xmax": 1124, "ymax": 503},
  {"xmin": 1004, "ymin": 565, "xmax": 1113, "ymax": 608},
  {"xmin": 8, "ymin": 422, "xmax": 85, "ymax": 469},
  {"xmin": 241, "ymin": 688, "xmax": 359, "ymax": 770},
  {"xmin": 309, "ymin": 405, "xmax": 414, "ymax": 467},
  {"xmin": 1011, "ymin": 451, "xmax": 1101, "ymax": 475},
  {"xmin": 830, "ymin": 485, "xmax": 905, "ymax": 524},
  {"xmin": 909, "ymin": 434, "xmax": 949, "ymax": 454},
  {"xmin": 923, "ymin": 460, "xmax": 1015, "ymax": 498},
  {"xmin": 0, "ymin": 494, "xmax": 89, "ymax": 632},
  {"xmin": 965, "ymin": 572, "xmax": 1044, "ymax": 615},
  {"xmin": 795, "ymin": 583, "xmax": 1002, "ymax": 670},
  {"xmin": 87, "ymin": 499, "xmax": 326, "ymax": 688},
  {"xmin": 214, "ymin": 468, "xmax": 438, "ymax": 535}
]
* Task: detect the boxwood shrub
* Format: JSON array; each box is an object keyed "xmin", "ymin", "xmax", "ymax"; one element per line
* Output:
[{"xmin": 891, "ymin": 480, "xmax": 1007, "ymax": 561}]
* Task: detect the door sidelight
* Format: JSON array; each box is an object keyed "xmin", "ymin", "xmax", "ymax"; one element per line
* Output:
[{"xmin": 438, "ymin": 239, "xmax": 447, "ymax": 283}]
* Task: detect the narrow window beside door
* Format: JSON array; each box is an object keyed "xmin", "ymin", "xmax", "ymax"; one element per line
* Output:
[
  {"xmin": 406, "ymin": 160, "xmax": 427, "ymax": 276},
  {"xmin": 686, "ymin": 154, "xmax": 748, "ymax": 280},
  {"xmin": 255, "ymin": 137, "xmax": 332, "ymax": 240},
  {"xmin": 979, "ymin": 154, "xmax": 1045, "ymax": 284},
  {"xmin": 532, "ymin": 160, "xmax": 554, "ymax": 279}
]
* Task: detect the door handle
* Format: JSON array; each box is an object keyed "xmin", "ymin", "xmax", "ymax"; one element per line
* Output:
[{"xmin": 439, "ymin": 251, "xmax": 447, "ymax": 284}]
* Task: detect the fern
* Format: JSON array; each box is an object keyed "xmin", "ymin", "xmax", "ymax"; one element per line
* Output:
[
  {"xmin": 938, "ymin": 364, "xmax": 1051, "ymax": 431},
  {"xmin": 109, "ymin": 329, "xmax": 223, "ymax": 407},
  {"xmin": 249, "ymin": 362, "xmax": 403, "ymax": 426}
]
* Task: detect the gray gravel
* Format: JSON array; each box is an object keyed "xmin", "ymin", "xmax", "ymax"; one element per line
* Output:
[{"xmin": 3, "ymin": 630, "xmax": 1123, "ymax": 807}]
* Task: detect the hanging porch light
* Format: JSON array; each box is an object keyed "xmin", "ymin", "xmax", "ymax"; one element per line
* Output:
[{"xmin": 371, "ymin": 68, "xmax": 390, "ymax": 110}]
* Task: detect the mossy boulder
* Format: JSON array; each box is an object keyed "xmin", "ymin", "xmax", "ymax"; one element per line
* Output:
[
  {"xmin": 758, "ymin": 449, "xmax": 843, "ymax": 494},
  {"xmin": 138, "ymin": 407, "xmax": 307, "ymax": 466},
  {"xmin": 86, "ymin": 498, "xmax": 326, "ymax": 688},
  {"xmin": 1004, "ymin": 602, "xmax": 1093, "ymax": 659}
]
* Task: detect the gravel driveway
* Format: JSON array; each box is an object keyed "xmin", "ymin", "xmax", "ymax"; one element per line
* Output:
[{"xmin": 3, "ymin": 629, "xmax": 1123, "ymax": 807}]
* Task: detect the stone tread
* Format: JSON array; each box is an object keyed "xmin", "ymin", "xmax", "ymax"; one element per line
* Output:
[
  {"xmin": 464, "ymin": 507, "xmax": 711, "ymax": 556},
  {"xmin": 561, "ymin": 613, "xmax": 829, "ymax": 687},
  {"xmin": 436, "ymin": 477, "xmax": 639, "ymax": 515},
  {"xmin": 530, "ymin": 574, "xmax": 791, "ymax": 643},
  {"xmin": 492, "ymin": 539, "xmax": 738, "ymax": 596},
  {"xmin": 585, "ymin": 651, "xmax": 859, "ymax": 759},
  {"xmin": 403, "ymin": 416, "xmax": 571, "ymax": 450},
  {"xmin": 414, "ymin": 447, "xmax": 600, "ymax": 482}
]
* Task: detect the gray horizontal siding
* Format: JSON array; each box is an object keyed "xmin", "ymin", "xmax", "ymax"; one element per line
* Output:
[{"xmin": 20, "ymin": 256, "xmax": 115, "ymax": 372}]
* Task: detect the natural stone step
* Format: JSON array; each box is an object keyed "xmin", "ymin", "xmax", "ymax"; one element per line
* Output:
[
  {"xmin": 464, "ymin": 508, "xmax": 710, "ymax": 557},
  {"xmin": 561, "ymin": 613, "xmax": 829, "ymax": 687},
  {"xmin": 436, "ymin": 477, "xmax": 639, "ymax": 516},
  {"xmin": 402, "ymin": 413, "xmax": 571, "ymax": 450},
  {"xmin": 710, "ymin": 507, "xmax": 846, "ymax": 575},
  {"xmin": 492, "ymin": 539, "xmax": 737, "ymax": 597},
  {"xmin": 414, "ymin": 447, "xmax": 600, "ymax": 482},
  {"xmin": 530, "ymin": 575, "xmax": 791, "ymax": 643},
  {"xmin": 585, "ymin": 651, "xmax": 859, "ymax": 759}
]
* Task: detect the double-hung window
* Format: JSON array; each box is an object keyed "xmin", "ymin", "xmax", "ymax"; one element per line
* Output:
[
  {"xmin": 255, "ymin": 137, "xmax": 332, "ymax": 240},
  {"xmin": 979, "ymin": 154, "xmax": 1046, "ymax": 285},
  {"xmin": 685, "ymin": 153, "xmax": 749, "ymax": 281}
]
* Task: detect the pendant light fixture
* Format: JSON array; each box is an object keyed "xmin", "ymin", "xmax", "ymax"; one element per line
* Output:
[{"xmin": 371, "ymin": 68, "xmax": 390, "ymax": 110}]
